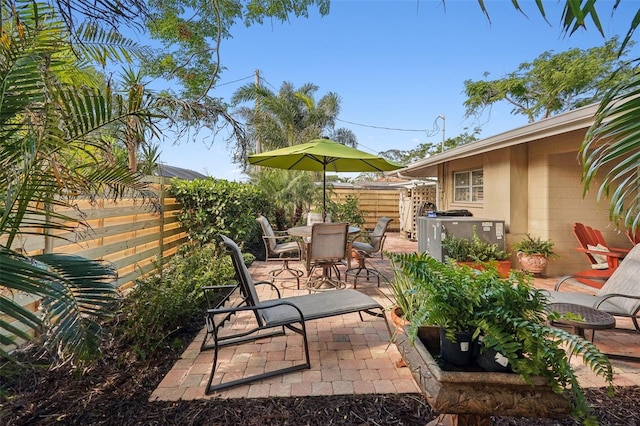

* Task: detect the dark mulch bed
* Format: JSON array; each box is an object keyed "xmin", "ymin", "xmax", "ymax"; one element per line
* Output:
[{"xmin": 2, "ymin": 326, "xmax": 640, "ymax": 425}]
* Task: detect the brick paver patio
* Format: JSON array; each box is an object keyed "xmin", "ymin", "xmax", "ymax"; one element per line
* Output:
[{"xmin": 150, "ymin": 233, "xmax": 640, "ymax": 402}]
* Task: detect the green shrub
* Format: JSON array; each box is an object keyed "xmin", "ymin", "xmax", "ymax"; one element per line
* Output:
[
  {"xmin": 169, "ymin": 177, "xmax": 267, "ymax": 247},
  {"xmin": 327, "ymin": 195, "xmax": 367, "ymax": 227},
  {"xmin": 117, "ymin": 243, "xmax": 252, "ymax": 358}
]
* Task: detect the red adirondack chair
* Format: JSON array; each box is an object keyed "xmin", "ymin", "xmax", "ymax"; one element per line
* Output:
[{"xmin": 571, "ymin": 223, "xmax": 629, "ymax": 289}]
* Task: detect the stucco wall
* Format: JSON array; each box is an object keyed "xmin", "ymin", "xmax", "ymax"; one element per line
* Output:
[
  {"xmin": 528, "ymin": 131, "xmax": 631, "ymax": 276},
  {"xmin": 442, "ymin": 147, "xmax": 522, "ymax": 230}
]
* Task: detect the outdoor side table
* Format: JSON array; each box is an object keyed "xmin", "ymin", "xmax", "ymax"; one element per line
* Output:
[{"xmin": 549, "ymin": 302, "xmax": 615, "ymax": 341}]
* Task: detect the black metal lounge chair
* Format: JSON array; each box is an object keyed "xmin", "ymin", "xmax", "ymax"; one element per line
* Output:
[{"xmin": 202, "ymin": 235, "xmax": 391, "ymax": 394}]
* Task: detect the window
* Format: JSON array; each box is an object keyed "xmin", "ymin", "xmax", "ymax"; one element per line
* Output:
[{"xmin": 454, "ymin": 169, "xmax": 483, "ymax": 202}]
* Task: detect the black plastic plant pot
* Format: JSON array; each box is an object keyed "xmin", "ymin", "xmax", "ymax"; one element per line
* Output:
[
  {"xmin": 439, "ymin": 328, "xmax": 473, "ymax": 366},
  {"xmin": 475, "ymin": 345, "xmax": 512, "ymax": 373}
]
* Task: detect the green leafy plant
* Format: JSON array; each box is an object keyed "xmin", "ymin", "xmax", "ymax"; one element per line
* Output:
[
  {"xmin": 327, "ymin": 194, "xmax": 368, "ymax": 228},
  {"xmin": 386, "ymin": 257, "xmax": 429, "ymax": 326},
  {"xmin": 117, "ymin": 243, "xmax": 251, "ymax": 358},
  {"xmin": 391, "ymin": 253, "xmax": 484, "ymax": 341},
  {"xmin": 442, "ymin": 226, "xmax": 509, "ymax": 262},
  {"xmin": 512, "ymin": 234, "xmax": 557, "ymax": 258},
  {"xmin": 389, "ymin": 251, "xmax": 614, "ymax": 424}
]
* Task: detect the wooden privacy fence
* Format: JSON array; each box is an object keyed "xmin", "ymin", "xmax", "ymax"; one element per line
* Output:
[
  {"xmin": 329, "ymin": 187, "xmax": 402, "ymax": 231},
  {"xmin": 9, "ymin": 182, "xmax": 402, "ymax": 294},
  {"xmin": 13, "ymin": 177, "xmax": 187, "ymax": 292}
]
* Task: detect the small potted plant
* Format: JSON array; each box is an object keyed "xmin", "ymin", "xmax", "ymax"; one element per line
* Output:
[
  {"xmin": 442, "ymin": 226, "xmax": 511, "ymax": 277},
  {"xmin": 512, "ymin": 234, "xmax": 557, "ymax": 274},
  {"xmin": 388, "ymin": 251, "xmax": 614, "ymax": 424}
]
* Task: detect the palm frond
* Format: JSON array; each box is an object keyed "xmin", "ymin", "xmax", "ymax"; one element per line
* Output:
[
  {"xmin": 75, "ymin": 22, "xmax": 152, "ymax": 67},
  {"xmin": 581, "ymin": 71, "xmax": 640, "ymax": 229},
  {"xmin": 0, "ymin": 1, "xmax": 154, "ymax": 365},
  {"xmin": 33, "ymin": 253, "xmax": 120, "ymax": 361}
]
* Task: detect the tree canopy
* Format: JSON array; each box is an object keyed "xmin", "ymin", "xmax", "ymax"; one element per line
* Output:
[
  {"xmin": 143, "ymin": 0, "xmax": 330, "ymax": 98},
  {"xmin": 463, "ymin": 37, "xmax": 635, "ymax": 123},
  {"xmin": 380, "ymin": 132, "xmax": 479, "ymax": 165}
]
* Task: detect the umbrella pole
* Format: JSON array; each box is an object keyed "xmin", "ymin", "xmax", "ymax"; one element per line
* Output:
[{"xmin": 322, "ymin": 165, "xmax": 327, "ymax": 222}]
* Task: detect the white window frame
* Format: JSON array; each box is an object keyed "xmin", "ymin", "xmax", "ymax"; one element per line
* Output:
[{"xmin": 453, "ymin": 169, "xmax": 483, "ymax": 202}]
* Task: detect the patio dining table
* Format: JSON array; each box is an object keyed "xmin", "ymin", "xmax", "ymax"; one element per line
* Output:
[{"xmin": 288, "ymin": 225, "xmax": 360, "ymax": 272}]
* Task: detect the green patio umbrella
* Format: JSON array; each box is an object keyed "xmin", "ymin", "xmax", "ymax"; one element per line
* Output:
[{"xmin": 247, "ymin": 138, "xmax": 404, "ymax": 221}]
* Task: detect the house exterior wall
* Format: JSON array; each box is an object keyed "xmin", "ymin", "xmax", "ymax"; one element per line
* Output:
[
  {"xmin": 528, "ymin": 130, "xmax": 630, "ymax": 275},
  {"xmin": 437, "ymin": 128, "xmax": 632, "ymax": 277}
]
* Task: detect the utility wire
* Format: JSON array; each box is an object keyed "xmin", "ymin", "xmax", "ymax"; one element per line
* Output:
[
  {"xmin": 336, "ymin": 118, "xmax": 430, "ymax": 133},
  {"xmin": 216, "ymin": 75, "xmax": 254, "ymax": 87},
  {"xmin": 337, "ymin": 117, "xmax": 443, "ymax": 139}
]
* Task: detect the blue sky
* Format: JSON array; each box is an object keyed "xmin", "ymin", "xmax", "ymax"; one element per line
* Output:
[{"xmin": 155, "ymin": 0, "xmax": 638, "ymax": 180}]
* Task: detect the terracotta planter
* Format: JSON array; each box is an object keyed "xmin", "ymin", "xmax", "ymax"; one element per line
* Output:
[
  {"xmin": 457, "ymin": 260, "xmax": 512, "ymax": 278},
  {"xmin": 389, "ymin": 305, "xmax": 410, "ymax": 335},
  {"xmin": 516, "ymin": 252, "xmax": 548, "ymax": 274}
]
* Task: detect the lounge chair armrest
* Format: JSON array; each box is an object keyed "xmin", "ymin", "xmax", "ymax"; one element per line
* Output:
[
  {"xmin": 202, "ymin": 284, "xmax": 238, "ymax": 309},
  {"xmin": 353, "ymin": 230, "xmax": 373, "ymax": 242},
  {"xmin": 574, "ymin": 247, "xmax": 624, "ymax": 268},
  {"xmin": 607, "ymin": 247, "xmax": 630, "ymax": 255},
  {"xmin": 254, "ymin": 279, "xmax": 282, "ymax": 298},
  {"xmin": 594, "ymin": 293, "xmax": 640, "ymax": 310},
  {"xmin": 574, "ymin": 247, "xmax": 626, "ymax": 258},
  {"xmin": 553, "ymin": 276, "xmax": 603, "ymax": 292},
  {"xmin": 202, "ymin": 284, "xmax": 237, "ymax": 291},
  {"xmin": 262, "ymin": 234, "xmax": 296, "ymax": 243}
]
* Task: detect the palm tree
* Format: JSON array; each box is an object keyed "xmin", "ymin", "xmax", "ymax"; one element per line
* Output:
[
  {"xmin": 231, "ymin": 80, "xmax": 357, "ymax": 156},
  {"xmin": 249, "ymin": 168, "xmax": 318, "ymax": 229},
  {"xmin": 0, "ymin": 2, "xmax": 156, "ymax": 364},
  {"xmin": 231, "ymin": 81, "xmax": 357, "ymax": 223}
]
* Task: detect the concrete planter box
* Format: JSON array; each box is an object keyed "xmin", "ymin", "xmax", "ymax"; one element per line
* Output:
[{"xmin": 395, "ymin": 326, "xmax": 570, "ymax": 425}]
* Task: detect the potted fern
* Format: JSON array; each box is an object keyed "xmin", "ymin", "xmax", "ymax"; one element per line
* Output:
[
  {"xmin": 512, "ymin": 234, "xmax": 557, "ymax": 274},
  {"xmin": 389, "ymin": 251, "xmax": 613, "ymax": 424}
]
